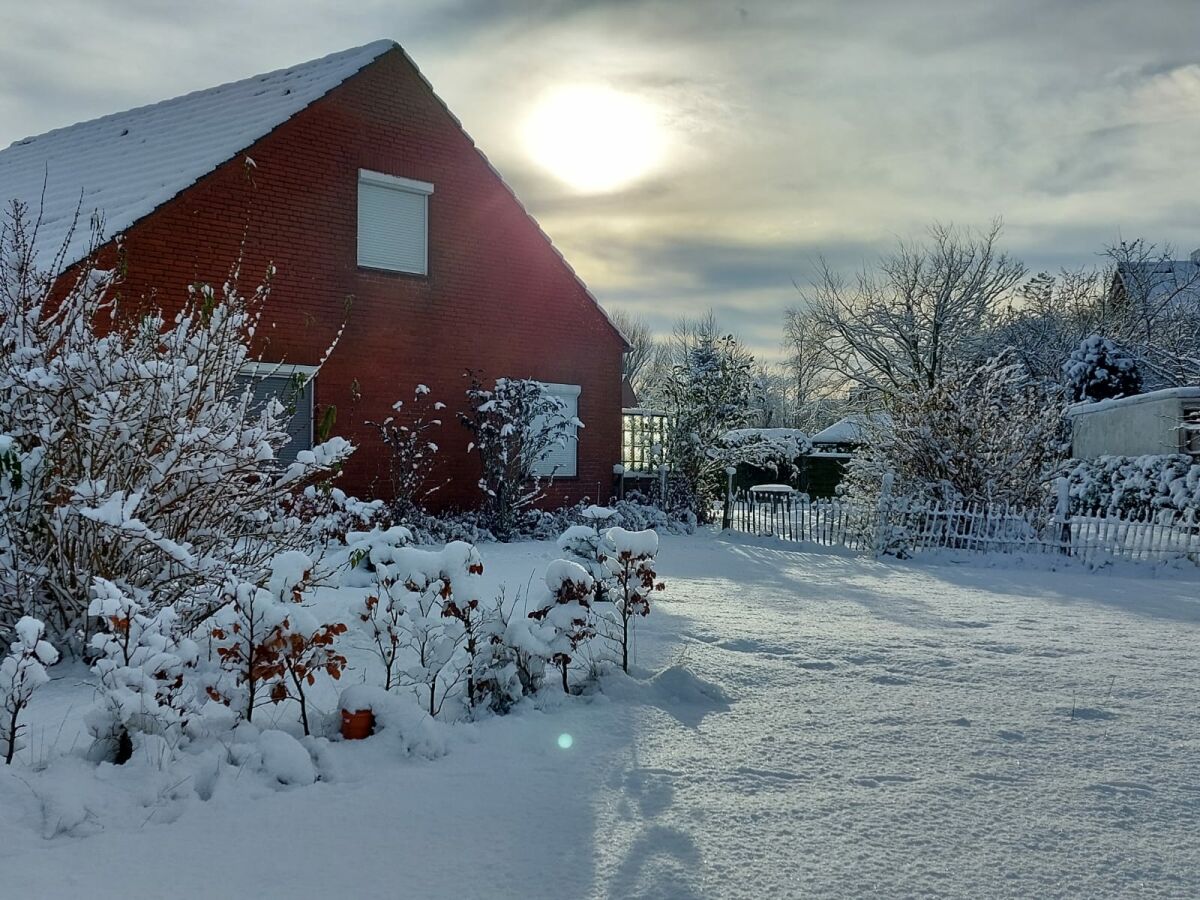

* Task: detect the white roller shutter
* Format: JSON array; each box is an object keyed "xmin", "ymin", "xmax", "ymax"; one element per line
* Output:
[
  {"xmin": 357, "ymin": 170, "xmax": 433, "ymax": 274},
  {"xmin": 532, "ymin": 383, "xmax": 581, "ymax": 478},
  {"xmin": 236, "ymin": 364, "xmax": 316, "ymax": 466}
]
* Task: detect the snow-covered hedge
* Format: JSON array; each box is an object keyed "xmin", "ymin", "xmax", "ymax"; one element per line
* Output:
[{"xmin": 1062, "ymin": 454, "xmax": 1200, "ymax": 516}]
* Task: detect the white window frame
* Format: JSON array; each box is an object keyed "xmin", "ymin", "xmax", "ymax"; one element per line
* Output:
[
  {"xmin": 532, "ymin": 382, "xmax": 581, "ymax": 478},
  {"xmin": 357, "ymin": 169, "xmax": 434, "ymax": 276}
]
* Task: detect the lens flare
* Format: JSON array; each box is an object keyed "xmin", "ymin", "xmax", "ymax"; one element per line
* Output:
[{"xmin": 557, "ymin": 733, "xmax": 574, "ymax": 750}]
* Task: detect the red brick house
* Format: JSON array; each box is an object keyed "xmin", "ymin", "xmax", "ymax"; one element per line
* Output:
[{"xmin": 0, "ymin": 41, "xmax": 628, "ymax": 510}]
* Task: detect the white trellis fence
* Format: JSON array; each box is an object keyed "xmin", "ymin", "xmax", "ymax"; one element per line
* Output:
[{"xmin": 724, "ymin": 480, "xmax": 1200, "ymax": 567}]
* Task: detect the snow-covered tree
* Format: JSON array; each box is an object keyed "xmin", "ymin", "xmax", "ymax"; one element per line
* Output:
[
  {"xmin": 662, "ymin": 331, "xmax": 756, "ymax": 521},
  {"xmin": 0, "ymin": 203, "xmax": 354, "ymax": 651},
  {"xmin": 843, "ymin": 355, "xmax": 1067, "ymax": 510},
  {"xmin": 1, "ymin": 616, "xmax": 58, "ymax": 764},
  {"xmin": 528, "ymin": 560, "xmax": 596, "ymax": 693},
  {"xmin": 371, "ymin": 384, "xmax": 447, "ymax": 518},
  {"xmin": 459, "ymin": 374, "xmax": 581, "ymax": 540},
  {"xmin": 599, "ymin": 528, "xmax": 662, "ymax": 674},
  {"xmin": 85, "ymin": 578, "xmax": 201, "ymax": 761},
  {"xmin": 1063, "ymin": 335, "xmax": 1143, "ymax": 403}
]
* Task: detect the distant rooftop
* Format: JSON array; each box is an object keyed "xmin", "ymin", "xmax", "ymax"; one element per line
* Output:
[
  {"xmin": 811, "ymin": 413, "xmax": 889, "ymax": 446},
  {"xmin": 0, "ymin": 41, "xmax": 395, "ymax": 268}
]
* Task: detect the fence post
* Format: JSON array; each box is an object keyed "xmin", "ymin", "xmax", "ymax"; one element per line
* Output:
[
  {"xmin": 722, "ymin": 466, "xmax": 736, "ymax": 531},
  {"xmin": 1054, "ymin": 476, "xmax": 1072, "ymax": 556},
  {"xmin": 872, "ymin": 473, "xmax": 894, "ymax": 557},
  {"xmin": 658, "ymin": 463, "xmax": 668, "ymax": 505}
]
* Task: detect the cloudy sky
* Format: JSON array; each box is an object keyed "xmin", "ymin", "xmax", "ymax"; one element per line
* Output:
[{"xmin": 2, "ymin": 0, "xmax": 1198, "ymax": 358}]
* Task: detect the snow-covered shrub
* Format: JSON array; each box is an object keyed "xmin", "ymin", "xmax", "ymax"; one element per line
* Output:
[
  {"xmin": 0, "ymin": 205, "xmax": 354, "ymax": 650},
  {"xmin": 475, "ymin": 587, "xmax": 545, "ymax": 711},
  {"xmin": 843, "ymin": 355, "xmax": 1067, "ymax": 510},
  {"xmin": 85, "ymin": 579, "xmax": 201, "ymax": 762},
  {"xmin": 294, "ymin": 487, "xmax": 390, "ymax": 547},
  {"xmin": 557, "ymin": 506, "xmax": 619, "ymax": 603},
  {"xmin": 599, "ymin": 528, "xmax": 663, "ymax": 674},
  {"xmin": 207, "ymin": 551, "xmax": 348, "ymax": 734},
  {"xmin": 1061, "ymin": 454, "xmax": 1200, "ymax": 517},
  {"xmin": 1, "ymin": 616, "xmax": 58, "ymax": 764},
  {"xmin": 1063, "ymin": 335, "xmax": 1143, "ymax": 403},
  {"xmin": 458, "ymin": 373, "xmax": 581, "ymax": 540},
  {"xmin": 350, "ymin": 526, "xmax": 415, "ymax": 691},
  {"xmin": 388, "ymin": 541, "xmax": 485, "ymax": 717},
  {"xmin": 528, "ymin": 560, "xmax": 596, "ymax": 693},
  {"xmin": 371, "ymin": 384, "xmax": 448, "ymax": 518}
]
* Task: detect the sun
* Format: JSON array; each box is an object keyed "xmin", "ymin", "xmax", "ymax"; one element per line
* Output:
[{"xmin": 522, "ymin": 85, "xmax": 666, "ymax": 193}]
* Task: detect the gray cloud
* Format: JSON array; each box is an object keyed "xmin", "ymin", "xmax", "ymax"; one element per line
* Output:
[{"xmin": 3, "ymin": 0, "xmax": 1199, "ymax": 361}]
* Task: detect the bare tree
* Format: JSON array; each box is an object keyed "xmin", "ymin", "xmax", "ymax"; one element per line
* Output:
[
  {"xmin": 781, "ymin": 304, "xmax": 837, "ymax": 429},
  {"xmin": 608, "ymin": 309, "xmax": 657, "ymax": 395},
  {"xmin": 804, "ymin": 221, "xmax": 1026, "ymax": 398}
]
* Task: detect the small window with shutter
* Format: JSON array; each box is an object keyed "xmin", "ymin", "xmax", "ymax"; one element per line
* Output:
[
  {"xmin": 357, "ymin": 169, "xmax": 433, "ymax": 275},
  {"xmin": 531, "ymin": 383, "xmax": 581, "ymax": 478},
  {"xmin": 1183, "ymin": 403, "xmax": 1200, "ymax": 458},
  {"xmin": 235, "ymin": 365, "xmax": 316, "ymax": 466}
]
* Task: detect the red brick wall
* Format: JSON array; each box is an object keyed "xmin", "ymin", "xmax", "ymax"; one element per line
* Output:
[{"xmin": 108, "ymin": 49, "xmax": 626, "ymax": 511}]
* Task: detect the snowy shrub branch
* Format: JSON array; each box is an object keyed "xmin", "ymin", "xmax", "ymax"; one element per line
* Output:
[{"xmin": 0, "ymin": 202, "xmax": 354, "ymax": 650}]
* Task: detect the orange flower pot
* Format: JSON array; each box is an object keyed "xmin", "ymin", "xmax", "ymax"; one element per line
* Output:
[{"xmin": 340, "ymin": 708, "xmax": 375, "ymax": 740}]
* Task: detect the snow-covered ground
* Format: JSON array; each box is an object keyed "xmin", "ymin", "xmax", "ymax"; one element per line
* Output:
[{"xmin": 3, "ymin": 532, "xmax": 1200, "ymax": 899}]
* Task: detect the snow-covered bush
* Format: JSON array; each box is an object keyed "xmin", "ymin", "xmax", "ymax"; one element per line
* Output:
[
  {"xmin": 294, "ymin": 487, "xmax": 390, "ymax": 547},
  {"xmin": 207, "ymin": 551, "xmax": 348, "ymax": 734},
  {"xmin": 718, "ymin": 428, "xmax": 811, "ymax": 485},
  {"xmin": 477, "ymin": 587, "xmax": 546, "ymax": 711},
  {"xmin": 1, "ymin": 616, "xmax": 58, "ymax": 764},
  {"xmin": 458, "ymin": 373, "xmax": 581, "ymax": 540},
  {"xmin": 1063, "ymin": 335, "xmax": 1143, "ymax": 403},
  {"xmin": 557, "ymin": 506, "xmax": 619, "ymax": 603},
  {"xmin": 85, "ymin": 579, "xmax": 201, "ymax": 762},
  {"xmin": 599, "ymin": 528, "xmax": 663, "ymax": 674},
  {"xmin": 1061, "ymin": 454, "xmax": 1200, "ymax": 517},
  {"xmin": 0, "ymin": 205, "xmax": 354, "ymax": 650},
  {"xmin": 843, "ymin": 355, "xmax": 1067, "ymax": 509},
  {"xmin": 388, "ymin": 541, "xmax": 485, "ymax": 717},
  {"xmin": 350, "ymin": 526, "xmax": 415, "ymax": 691},
  {"xmin": 371, "ymin": 384, "xmax": 448, "ymax": 518},
  {"xmin": 528, "ymin": 560, "xmax": 596, "ymax": 693}
]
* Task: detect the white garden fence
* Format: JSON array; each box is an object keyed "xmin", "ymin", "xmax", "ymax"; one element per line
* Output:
[{"xmin": 725, "ymin": 483, "xmax": 1200, "ymax": 567}]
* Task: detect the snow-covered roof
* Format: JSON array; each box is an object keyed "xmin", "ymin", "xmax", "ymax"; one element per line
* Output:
[
  {"xmin": 810, "ymin": 413, "xmax": 889, "ymax": 445},
  {"xmin": 0, "ymin": 41, "xmax": 395, "ymax": 267},
  {"xmin": 1114, "ymin": 259, "xmax": 1200, "ymax": 310},
  {"xmin": 1065, "ymin": 386, "xmax": 1200, "ymax": 418}
]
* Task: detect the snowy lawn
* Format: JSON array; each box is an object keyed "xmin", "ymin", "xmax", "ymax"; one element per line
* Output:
[{"xmin": 3, "ymin": 531, "xmax": 1200, "ymax": 899}]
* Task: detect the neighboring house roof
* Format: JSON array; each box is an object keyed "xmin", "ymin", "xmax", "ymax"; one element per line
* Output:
[
  {"xmin": 0, "ymin": 41, "xmax": 394, "ymax": 268},
  {"xmin": 1112, "ymin": 255, "xmax": 1200, "ymax": 310},
  {"xmin": 1065, "ymin": 385, "xmax": 1200, "ymax": 418},
  {"xmin": 810, "ymin": 413, "xmax": 889, "ymax": 446},
  {"xmin": 621, "ymin": 376, "xmax": 639, "ymax": 408}
]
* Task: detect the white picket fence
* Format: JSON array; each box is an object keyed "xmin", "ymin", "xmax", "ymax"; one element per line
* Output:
[{"xmin": 725, "ymin": 486, "xmax": 1200, "ymax": 567}]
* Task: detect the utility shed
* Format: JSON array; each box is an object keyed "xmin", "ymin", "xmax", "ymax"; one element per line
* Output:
[{"xmin": 1067, "ymin": 387, "xmax": 1200, "ymax": 458}]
